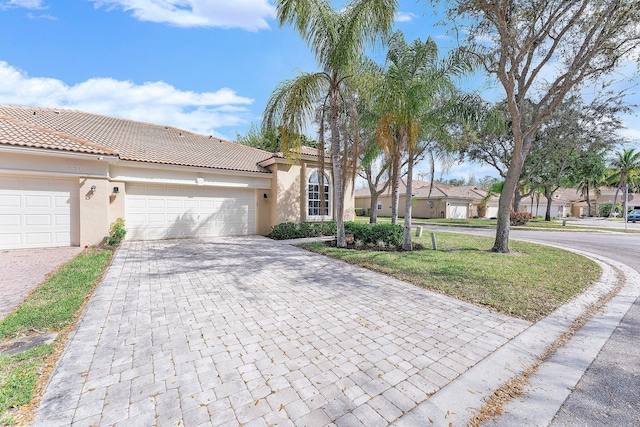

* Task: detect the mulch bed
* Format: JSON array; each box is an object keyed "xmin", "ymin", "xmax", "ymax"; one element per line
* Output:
[{"xmin": 324, "ymin": 240, "xmax": 425, "ymax": 252}]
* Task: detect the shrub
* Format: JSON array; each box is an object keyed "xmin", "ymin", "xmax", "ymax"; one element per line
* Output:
[
  {"xmin": 599, "ymin": 203, "xmax": 622, "ymax": 217},
  {"xmin": 354, "ymin": 208, "xmax": 366, "ymax": 216},
  {"xmin": 104, "ymin": 218, "xmax": 127, "ymax": 245},
  {"xmin": 268, "ymin": 221, "xmax": 337, "ymax": 240},
  {"xmin": 510, "ymin": 211, "xmax": 534, "ymax": 226},
  {"xmin": 343, "ymin": 221, "xmax": 403, "ymax": 247}
]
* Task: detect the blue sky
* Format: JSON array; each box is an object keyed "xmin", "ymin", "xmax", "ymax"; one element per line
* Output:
[{"xmin": 1, "ymin": 0, "xmax": 638, "ymax": 183}]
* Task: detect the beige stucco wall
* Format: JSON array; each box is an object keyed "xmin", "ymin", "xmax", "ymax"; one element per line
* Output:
[
  {"xmin": 266, "ymin": 158, "xmax": 356, "ymax": 228},
  {"xmin": 256, "ymin": 189, "xmax": 273, "ymax": 235},
  {"xmin": 78, "ymin": 178, "xmax": 112, "ymax": 247}
]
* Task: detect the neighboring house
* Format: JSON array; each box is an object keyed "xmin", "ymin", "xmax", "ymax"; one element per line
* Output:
[
  {"xmin": 519, "ymin": 188, "xmax": 577, "ymax": 219},
  {"xmin": 594, "ymin": 187, "xmax": 640, "ymax": 213},
  {"xmin": 0, "ymin": 106, "xmax": 353, "ymax": 250},
  {"xmin": 355, "ymin": 179, "xmax": 499, "ymax": 219}
]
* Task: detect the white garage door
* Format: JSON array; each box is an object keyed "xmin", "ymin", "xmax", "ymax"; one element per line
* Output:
[
  {"xmin": 486, "ymin": 206, "xmax": 499, "ymax": 218},
  {"xmin": 449, "ymin": 203, "xmax": 468, "ymax": 219},
  {"xmin": 126, "ymin": 184, "xmax": 256, "ymax": 240},
  {"xmin": 0, "ymin": 175, "xmax": 78, "ymax": 249}
]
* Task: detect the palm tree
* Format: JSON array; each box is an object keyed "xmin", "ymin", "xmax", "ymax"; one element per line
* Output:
[
  {"xmin": 263, "ymin": 0, "xmax": 397, "ymax": 247},
  {"xmin": 608, "ymin": 148, "xmax": 640, "ymax": 218},
  {"xmin": 374, "ymin": 31, "xmax": 474, "ymax": 250}
]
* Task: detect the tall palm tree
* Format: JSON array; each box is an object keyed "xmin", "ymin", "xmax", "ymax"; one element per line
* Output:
[
  {"xmin": 374, "ymin": 31, "xmax": 474, "ymax": 250},
  {"xmin": 263, "ymin": 0, "xmax": 397, "ymax": 247},
  {"xmin": 608, "ymin": 148, "xmax": 640, "ymax": 218}
]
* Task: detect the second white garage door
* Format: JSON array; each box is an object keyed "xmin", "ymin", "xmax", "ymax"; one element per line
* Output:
[
  {"xmin": 449, "ymin": 203, "xmax": 468, "ymax": 219},
  {"xmin": 126, "ymin": 184, "xmax": 256, "ymax": 240}
]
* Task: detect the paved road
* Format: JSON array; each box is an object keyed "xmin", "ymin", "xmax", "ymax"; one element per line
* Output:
[{"xmin": 422, "ymin": 225, "xmax": 640, "ymax": 426}]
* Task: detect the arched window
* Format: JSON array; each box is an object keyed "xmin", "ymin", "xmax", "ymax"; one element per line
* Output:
[{"xmin": 308, "ymin": 171, "xmax": 330, "ymax": 216}]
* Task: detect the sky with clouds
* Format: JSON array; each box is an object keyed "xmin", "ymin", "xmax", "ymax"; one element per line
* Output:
[{"xmin": 1, "ymin": 0, "xmax": 638, "ymax": 183}]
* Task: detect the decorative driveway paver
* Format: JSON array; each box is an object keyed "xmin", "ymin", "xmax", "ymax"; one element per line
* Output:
[
  {"xmin": 34, "ymin": 237, "xmax": 530, "ymax": 426},
  {"xmin": 0, "ymin": 247, "xmax": 82, "ymax": 321}
]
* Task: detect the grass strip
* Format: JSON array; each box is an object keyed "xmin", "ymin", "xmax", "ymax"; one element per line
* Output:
[
  {"xmin": 0, "ymin": 249, "xmax": 112, "ymax": 338},
  {"xmin": 302, "ymin": 232, "xmax": 600, "ymax": 322},
  {"xmin": 0, "ymin": 248, "xmax": 112, "ymax": 425}
]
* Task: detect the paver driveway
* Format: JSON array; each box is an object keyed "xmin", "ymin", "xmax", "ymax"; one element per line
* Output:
[{"xmin": 34, "ymin": 237, "xmax": 529, "ymax": 427}]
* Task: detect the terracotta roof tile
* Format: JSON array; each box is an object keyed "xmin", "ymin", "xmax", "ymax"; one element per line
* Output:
[
  {"xmin": 0, "ymin": 115, "xmax": 117, "ymax": 155},
  {"xmin": 0, "ymin": 106, "xmax": 271, "ymax": 173}
]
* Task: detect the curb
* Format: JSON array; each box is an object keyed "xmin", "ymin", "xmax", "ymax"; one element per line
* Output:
[{"xmin": 392, "ymin": 246, "xmax": 634, "ymax": 427}]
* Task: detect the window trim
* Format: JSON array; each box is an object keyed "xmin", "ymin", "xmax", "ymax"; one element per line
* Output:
[{"xmin": 307, "ymin": 170, "xmax": 332, "ymax": 220}]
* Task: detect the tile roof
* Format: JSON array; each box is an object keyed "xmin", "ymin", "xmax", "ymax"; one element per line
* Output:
[
  {"xmin": 0, "ymin": 106, "xmax": 272, "ymax": 173},
  {"xmin": 267, "ymin": 146, "xmax": 331, "ymax": 160},
  {"xmin": 0, "ymin": 115, "xmax": 117, "ymax": 156},
  {"xmin": 355, "ymin": 179, "xmax": 489, "ymax": 201}
]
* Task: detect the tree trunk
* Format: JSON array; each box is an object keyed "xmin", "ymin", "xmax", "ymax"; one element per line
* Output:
[
  {"xmin": 390, "ymin": 153, "xmax": 400, "ymax": 225},
  {"xmin": 493, "ymin": 135, "xmax": 530, "ymax": 253},
  {"xmin": 585, "ymin": 180, "xmax": 591, "ymax": 217},
  {"xmin": 513, "ymin": 188, "xmax": 523, "ymax": 212},
  {"xmin": 369, "ymin": 193, "xmax": 378, "ymax": 224},
  {"xmin": 610, "ymin": 181, "xmax": 622, "ymax": 218},
  {"xmin": 403, "ymin": 148, "xmax": 414, "ymax": 251},
  {"xmin": 545, "ymin": 189, "xmax": 553, "ymax": 221},
  {"xmin": 329, "ymin": 84, "xmax": 346, "ymax": 247}
]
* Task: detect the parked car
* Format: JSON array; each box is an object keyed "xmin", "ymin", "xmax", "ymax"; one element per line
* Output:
[{"xmin": 627, "ymin": 209, "xmax": 640, "ymax": 222}]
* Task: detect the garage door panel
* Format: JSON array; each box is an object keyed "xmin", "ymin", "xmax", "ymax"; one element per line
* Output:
[
  {"xmin": 126, "ymin": 185, "xmax": 255, "ymax": 240},
  {"xmin": 0, "ymin": 214, "xmax": 21, "ymax": 227},
  {"xmin": 25, "ymin": 233, "xmax": 53, "ymax": 245},
  {"xmin": 147, "ymin": 199, "xmax": 165, "ymax": 209},
  {"xmin": 25, "ymin": 215, "xmax": 52, "ymax": 226},
  {"xmin": 0, "ymin": 194, "xmax": 21, "ymax": 207},
  {"xmin": 0, "ymin": 176, "xmax": 77, "ymax": 249},
  {"xmin": 25, "ymin": 195, "xmax": 52, "ymax": 208}
]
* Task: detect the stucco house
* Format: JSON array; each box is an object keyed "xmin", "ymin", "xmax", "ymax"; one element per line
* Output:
[
  {"xmin": 355, "ymin": 179, "xmax": 499, "ymax": 219},
  {"xmin": 0, "ymin": 106, "xmax": 353, "ymax": 250}
]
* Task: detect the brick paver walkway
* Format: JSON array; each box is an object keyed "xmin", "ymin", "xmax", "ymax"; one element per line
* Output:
[
  {"xmin": 34, "ymin": 237, "xmax": 529, "ymax": 426},
  {"xmin": 0, "ymin": 247, "xmax": 82, "ymax": 320}
]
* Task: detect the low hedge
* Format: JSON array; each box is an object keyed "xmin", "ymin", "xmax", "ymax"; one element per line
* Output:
[
  {"xmin": 344, "ymin": 221, "xmax": 403, "ymax": 247},
  {"xmin": 268, "ymin": 221, "xmax": 337, "ymax": 240},
  {"xmin": 267, "ymin": 220, "xmax": 403, "ymax": 247}
]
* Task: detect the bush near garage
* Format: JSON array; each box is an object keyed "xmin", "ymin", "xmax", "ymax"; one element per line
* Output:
[{"xmin": 510, "ymin": 211, "xmax": 534, "ymax": 226}]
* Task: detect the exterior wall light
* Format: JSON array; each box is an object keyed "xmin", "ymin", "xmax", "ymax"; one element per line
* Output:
[
  {"xmin": 113, "ymin": 187, "xmax": 120, "ymax": 194},
  {"xmin": 90, "ymin": 185, "xmax": 97, "ymax": 192}
]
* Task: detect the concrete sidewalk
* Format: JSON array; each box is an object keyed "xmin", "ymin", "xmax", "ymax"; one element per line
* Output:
[{"xmin": 31, "ymin": 237, "xmax": 636, "ymax": 426}]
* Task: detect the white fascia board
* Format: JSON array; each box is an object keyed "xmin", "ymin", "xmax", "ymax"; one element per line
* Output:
[
  {"xmin": 113, "ymin": 159, "xmax": 270, "ymax": 179},
  {"xmin": 110, "ymin": 161, "xmax": 272, "ymax": 190}
]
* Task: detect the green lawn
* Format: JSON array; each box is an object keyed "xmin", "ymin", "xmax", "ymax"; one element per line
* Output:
[
  {"xmin": 302, "ymin": 232, "xmax": 600, "ymax": 322},
  {"xmin": 0, "ymin": 248, "xmax": 112, "ymax": 425},
  {"xmin": 355, "ymin": 216, "xmax": 639, "ymax": 232}
]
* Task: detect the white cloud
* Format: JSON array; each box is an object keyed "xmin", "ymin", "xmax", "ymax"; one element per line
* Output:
[
  {"xmin": 90, "ymin": 0, "xmax": 275, "ymax": 31},
  {"xmin": 2, "ymin": 0, "xmax": 45, "ymax": 8},
  {"xmin": 394, "ymin": 11, "xmax": 416, "ymax": 23},
  {"xmin": 26, "ymin": 12, "xmax": 56, "ymax": 19},
  {"xmin": 0, "ymin": 61, "xmax": 254, "ymax": 137}
]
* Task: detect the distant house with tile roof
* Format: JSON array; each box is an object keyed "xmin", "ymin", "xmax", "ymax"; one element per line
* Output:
[
  {"xmin": 0, "ymin": 106, "xmax": 353, "ymax": 249},
  {"xmin": 355, "ymin": 179, "xmax": 500, "ymax": 219}
]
